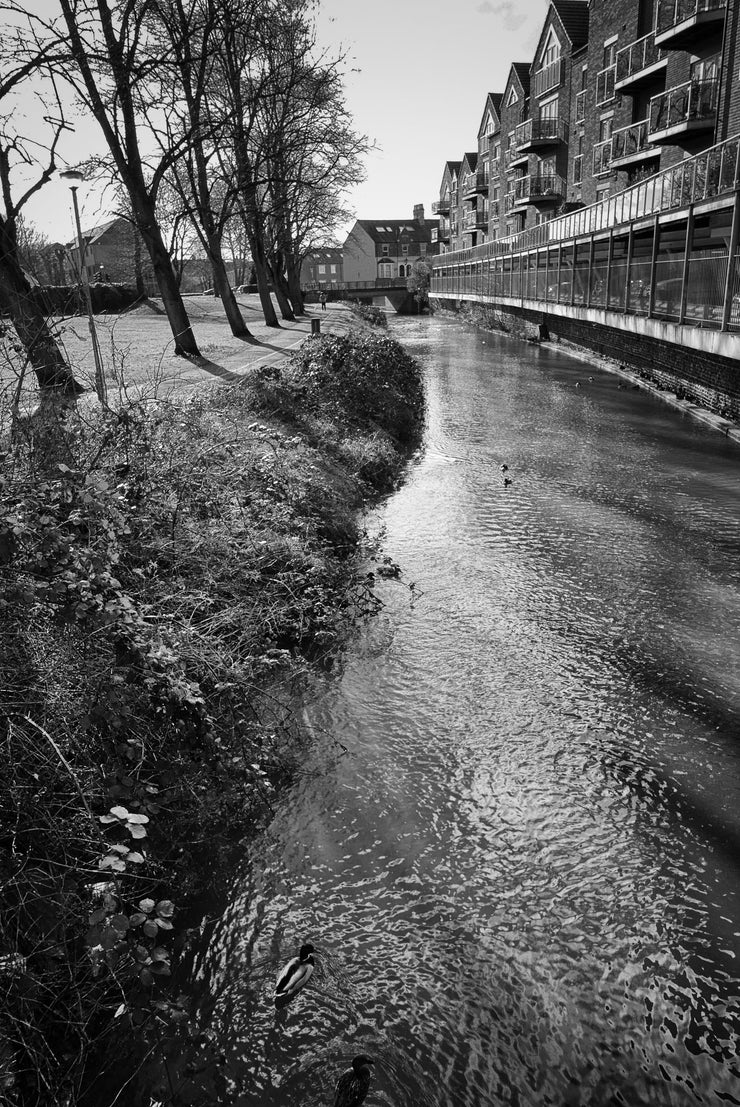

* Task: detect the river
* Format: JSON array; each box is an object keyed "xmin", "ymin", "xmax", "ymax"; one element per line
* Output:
[{"xmin": 195, "ymin": 316, "xmax": 740, "ymax": 1106}]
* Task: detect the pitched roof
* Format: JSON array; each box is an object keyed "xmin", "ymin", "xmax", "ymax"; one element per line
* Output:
[
  {"xmin": 511, "ymin": 62, "xmax": 530, "ymax": 94},
  {"xmin": 461, "ymin": 152, "xmax": 478, "ymax": 170},
  {"xmin": 550, "ymin": 0, "xmax": 589, "ymax": 47},
  {"xmin": 355, "ymin": 219, "xmax": 437, "ymax": 244},
  {"xmin": 489, "ymin": 93, "xmax": 503, "ymax": 117}
]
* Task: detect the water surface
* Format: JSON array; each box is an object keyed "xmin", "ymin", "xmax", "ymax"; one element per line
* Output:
[{"xmin": 199, "ymin": 317, "xmax": 740, "ymax": 1106}]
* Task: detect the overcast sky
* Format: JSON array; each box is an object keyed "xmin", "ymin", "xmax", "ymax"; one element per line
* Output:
[{"xmin": 21, "ymin": 0, "xmax": 546, "ymax": 244}]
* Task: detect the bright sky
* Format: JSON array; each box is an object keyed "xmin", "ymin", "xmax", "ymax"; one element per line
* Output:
[{"xmin": 21, "ymin": 0, "xmax": 547, "ymax": 245}]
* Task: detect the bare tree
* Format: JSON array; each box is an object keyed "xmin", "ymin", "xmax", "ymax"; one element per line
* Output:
[
  {"xmin": 0, "ymin": 19, "xmax": 83, "ymax": 393},
  {"xmin": 55, "ymin": 0, "xmax": 202, "ymax": 357}
]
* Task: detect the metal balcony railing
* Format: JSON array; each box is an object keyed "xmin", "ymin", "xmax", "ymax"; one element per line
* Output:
[
  {"xmin": 432, "ymin": 199, "xmax": 450, "ymax": 215},
  {"xmin": 656, "ymin": 0, "xmax": 725, "ymax": 35},
  {"xmin": 533, "ymin": 58, "xmax": 562, "ymax": 97},
  {"xmin": 573, "ymin": 153, "xmax": 583, "ymax": 184},
  {"xmin": 514, "ymin": 174, "xmax": 565, "ymax": 202},
  {"xmin": 515, "ymin": 117, "xmax": 569, "ymax": 147},
  {"xmin": 649, "ymin": 78, "xmax": 719, "ymax": 136},
  {"xmin": 616, "ymin": 32, "xmax": 665, "ymax": 87},
  {"xmin": 611, "ymin": 118, "xmax": 654, "ymax": 163},
  {"xmin": 596, "ymin": 63, "xmax": 617, "ymax": 105},
  {"xmin": 575, "ymin": 89, "xmax": 586, "ymax": 122},
  {"xmin": 593, "ymin": 138, "xmax": 612, "ymax": 176}
]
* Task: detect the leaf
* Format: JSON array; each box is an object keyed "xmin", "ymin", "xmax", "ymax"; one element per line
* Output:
[
  {"xmin": 109, "ymin": 914, "xmax": 130, "ymax": 934},
  {"xmin": 126, "ymin": 852, "xmax": 145, "ymax": 864},
  {"xmin": 143, "ymin": 920, "xmax": 159, "ymax": 939},
  {"xmin": 151, "ymin": 947, "xmax": 169, "ymax": 962},
  {"xmin": 129, "ymin": 913, "xmax": 147, "ymax": 927},
  {"xmin": 156, "ymin": 900, "xmax": 175, "ymax": 918},
  {"xmin": 129, "ymin": 825, "xmax": 147, "ymax": 839},
  {"xmin": 109, "ymin": 805, "xmax": 129, "ymax": 819},
  {"xmin": 139, "ymin": 967, "xmax": 154, "ymax": 987},
  {"xmin": 149, "ymin": 962, "xmax": 171, "ymax": 976},
  {"xmin": 138, "ymin": 899, "xmax": 155, "ymax": 914},
  {"xmin": 88, "ymin": 907, "xmax": 108, "ymax": 925},
  {"xmin": 125, "ymin": 813, "xmax": 149, "ymax": 824},
  {"xmin": 155, "ymin": 919, "xmax": 173, "ymax": 930},
  {"xmin": 114, "ymin": 1004, "xmax": 127, "ymax": 1018}
]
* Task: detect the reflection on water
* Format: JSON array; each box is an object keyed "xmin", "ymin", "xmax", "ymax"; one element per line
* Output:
[{"xmin": 197, "ymin": 318, "xmax": 740, "ymax": 1106}]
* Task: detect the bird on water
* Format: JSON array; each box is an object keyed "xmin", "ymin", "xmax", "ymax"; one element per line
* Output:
[
  {"xmin": 273, "ymin": 943, "xmax": 315, "ymax": 1003},
  {"xmin": 333, "ymin": 1055, "xmax": 375, "ymax": 1107}
]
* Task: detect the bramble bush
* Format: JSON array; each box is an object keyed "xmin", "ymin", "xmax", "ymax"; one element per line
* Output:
[{"xmin": 0, "ymin": 326, "xmax": 424, "ymax": 1104}]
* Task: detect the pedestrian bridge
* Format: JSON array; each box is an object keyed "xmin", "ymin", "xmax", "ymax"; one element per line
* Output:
[{"xmin": 335, "ymin": 279, "xmax": 418, "ymax": 313}]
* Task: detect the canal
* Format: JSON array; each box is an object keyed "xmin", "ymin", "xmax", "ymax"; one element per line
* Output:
[{"xmin": 198, "ymin": 316, "xmax": 740, "ymax": 1106}]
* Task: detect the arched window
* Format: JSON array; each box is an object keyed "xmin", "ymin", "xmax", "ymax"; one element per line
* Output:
[{"xmin": 378, "ymin": 260, "xmax": 393, "ymax": 279}]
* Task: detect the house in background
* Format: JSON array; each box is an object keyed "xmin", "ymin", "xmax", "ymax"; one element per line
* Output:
[
  {"xmin": 300, "ymin": 247, "xmax": 344, "ymax": 289},
  {"xmin": 65, "ymin": 216, "xmax": 156, "ymax": 291},
  {"xmin": 342, "ymin": 204, "xmax": 439, "ymax": 284}
]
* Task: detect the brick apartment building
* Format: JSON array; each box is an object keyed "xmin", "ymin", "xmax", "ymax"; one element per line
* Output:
[{"xmin": 436, "ymin": 0, "xmax": 740, "ymax": 250}]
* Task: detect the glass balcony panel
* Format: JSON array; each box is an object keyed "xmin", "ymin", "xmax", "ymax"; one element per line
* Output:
[
  {"xmin": 616, "ymin": 33, "xmax": 665, "ymax": 86},
  {"xmin": 649, "ymin": 78, "xmax": 719, "ymax": 136},
  {"xmin": 656, "ymin": 0, "xmax": 725, "ymax": 36},
  {"xmin": 611, "ymin": 118, "xmax": 654, "ymax": 164},
  {"xmin": 533, "ymin": 58, "xmax": 562, "ymax": 98}
]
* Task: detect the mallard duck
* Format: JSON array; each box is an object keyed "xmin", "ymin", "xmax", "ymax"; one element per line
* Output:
[
  {"xmin": 333, "ymin": 1056, "xmax": 375, "ymax": 1106},
  {"xmin": 274, "ymin": 943, "xmax": 315, "ymax": 1002}
]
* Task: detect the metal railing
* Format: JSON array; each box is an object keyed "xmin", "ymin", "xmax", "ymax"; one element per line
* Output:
[
  {"xmin": 432, "ymin": 199, "xmax": 450, "ymax": 214},
  {"xmin": 649, "ymin": 78, "xmax": 719, "ymax": 135},
  {"xmin": 596, "ymin": 63, "xmax": 617, "ymax": 105},
  {"xmin": 514, "ymin": 174, "xmax": 565, "ymax": 202},
  {"xmin": 593, "ymin": 138, "xmax": 612, "ymax": 177},
  {"xmin": 611, "ymin": 118, "xmax": 652, "ymax": 162},
  {"xmin": 575, "ymin": 89, "xmax": 586, "ymax": 122},
  {"xmin": 431, "ymin": 134, "xmax": 740, "ymax": 267},
  {"xmin": 533, "ymin": 58, "xmax": 562, "ymax": 97},
  {"xmin": 656, "ymin": 0, "xmax": 725, "ymax": 34},
  {"xmin": 616, "ymin": 32, "xmax": 665, "ymax": 85},
  {"xmin": 515, "ymin": 117, "xmax": 569, "ymax": 147}
]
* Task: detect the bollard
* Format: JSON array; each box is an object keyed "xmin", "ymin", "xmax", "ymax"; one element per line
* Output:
[{"xmin": 311, "ymin": 318, "xmax": 321, "ymax": 335}]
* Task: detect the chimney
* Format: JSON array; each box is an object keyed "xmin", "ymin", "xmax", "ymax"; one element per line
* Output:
[{"xmin": 413, "ymin": 203, "xmax": 425, "ymax": 225}]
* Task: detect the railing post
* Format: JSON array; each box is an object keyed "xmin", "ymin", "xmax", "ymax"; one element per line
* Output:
[
  {"xmin": 557, "ymin": 242, "xmax": 563, "ymax": 303},
  {"xmin": 721, "ymin": 188, "xmax": 740, "ymax": 330},
  {"xmin": 678, "ymin": 205, "xmax": 694, "ymax": 325},
  {"xmin": 571, "ymin": 242, "xmax": 577, "ymax": 306},
  {"xmin": 648, "ymin": 215, "xmax": 660, "ymax": 317},
  {"xmin": 544, "ymin": 246, "xmax": 549, "ymax": 303},
  {"xmin": 605, "ymin": 229, "xmax": 614, "ymax": 310},
  {"xmin": 586, "ymin": 234, "xmax": 595, "ymax": 308},
  {"xmin": 624, "ymin": 222, "xmax": 635, "ymax": 312}
]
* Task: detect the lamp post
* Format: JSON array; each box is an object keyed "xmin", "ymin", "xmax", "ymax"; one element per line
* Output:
[{"xmin": 59, "ymin": 169, "xmax": 107, "ymax": 404}]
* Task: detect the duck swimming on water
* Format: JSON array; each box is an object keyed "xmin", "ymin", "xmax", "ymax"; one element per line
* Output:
[
  {"xmin": 273, "ymin": 943, "xmax": 315, "ymax": 1003},
  {"xmin": 333, "ymin": 1056, "xmax": 375, "ymax": 1107}
]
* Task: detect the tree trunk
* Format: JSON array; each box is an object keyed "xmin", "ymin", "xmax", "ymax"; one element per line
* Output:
[
  {"xmin": 135, "ymin": 206, "xmax": 201, "ymax": 357},
  {"xmin": 208, "ymin": 237, "xmax": 252, "ymax": 338},
  {"xmin": 269, "ymin": 259, "xmax": 295, "ymax": 321},
  {"xmin": 285, "ymin": 255, "xmax": 305, "ymax": 316},
  {"xmin": 0, "ymin": 234, "xmax": 83, "ymax": 394},
  {"xmin": 249, "ymin": 232, "xmax": 280, "ymax": 328}
]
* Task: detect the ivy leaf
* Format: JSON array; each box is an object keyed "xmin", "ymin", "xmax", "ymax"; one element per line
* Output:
[
  {"xmin": 143, "ymin": 920, "xmax": 159, "ymax": 939},
  {"xmin": 129, "ymin": 825, "xmax": 147, "ymax": 839},
  {"xmin": 109, "ymin": 806, "xmax": 129, "ymax": 819},
  {"xmin": 126, "ymin": 851, "xmax": 145, "ymax": 864},
  {"xmin": 129, "ymin": 913, "xmax": 147, "ymax": 927},
  {"xmin": 138, "ymin": 899, "xmax": 155, "ymax": 914},
  {"xmin": 126, "ymin": 813, "xmax": 149, "ymax": 825},
  {"xmin": 156, "ymin": 900, "xmax": 175, "ymax": 918}
]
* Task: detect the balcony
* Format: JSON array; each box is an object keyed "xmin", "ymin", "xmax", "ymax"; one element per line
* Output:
[
  {"xmin": 515, "ymin": 116, "xmax": 569, "ymax": 153},
  {"xmin": 463, "ymin": 208, "xmax": 488, "ymax": 230},
  {"xmin": 514, "ymin": 174, "xmax": 565, "ymax": 205},
  {"xmin": 462, "ymin": 174, "xmax": 487, "ymax": 198},
  {"xmin": 648, "ymin": 78, "xmax": 719, "ymax": 142},
  {"xmin": 533, "ymin": 58, "xmax": 562, "ymax": 98},
  {"xmin": 615, "ymin": 32, "xmax": 667, "ymax": 91},
  {"xmin": 575, "ymin": 89, "xmax": 586, "ymax": 123},
  {"xmin": 593, "ymin": 138, "xmax": 612, "ymax": 177},
  {"xmin": 596, "ymin": 63, "xmax": 617, "ymax": 106},
  {"xmin": 655, "ymin": 0, "xmax": 725, "ymax": 48},
  {"xmin": 432, "ymin": 198, "xmax": 450, "ymax": 215},
  {"xmin": 610, "ymin": 118, "xmax": 661, "ymax": 168},
  {"xmin": 508, "ymin": 141, "xmax": 529, "ymax": 168}
]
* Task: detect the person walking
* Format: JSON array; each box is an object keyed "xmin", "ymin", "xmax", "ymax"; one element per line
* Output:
[{"xmin": 320, "ymin": 291, "xmax": 327, "ymax": 311}]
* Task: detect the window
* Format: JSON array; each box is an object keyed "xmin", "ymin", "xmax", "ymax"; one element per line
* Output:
[
  {"xmin": 581, "ymin": 65, "xmax": 588, "ymax": 90},
  {"xmin": 420, "ymin": 243, "xmax": 427, "ymax": 253},
  {"xmin": 596, "ymin": 185, "xmax": 610, "ymax": 202},
  {"xmin": 540, "ymin": 96, "xmax": 558, "ymax": 120},
  {"xmin": 506, "ymin": 86, "xmax": 519, "ymax": 106},
  {"xmin": 540, "ymin": 27, "xmax": 560, "ymax": 67},
  {"xmin": 599, "ymin": 115, "xmax": 613, "ymax": 142},
  {"xmin": 318, "ymin": 265, "xmax": 326, "ymax": 275},
  {"xmin": 603, "ymin": 39, "xmax": 617, "ymax": 67},
  {"xmin": 402, "ymin": 244, "xmax": 409, "ymax": 254},
  {"xmin": 381, "ymin": 244, "xmax": 389, "ymax": 254}
]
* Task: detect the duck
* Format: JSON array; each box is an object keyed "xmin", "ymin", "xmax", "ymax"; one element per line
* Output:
[
  {"xmin": 274, "ymin": 943, "xmax": 315, "ymax": 1002},
  {"xmin": 333, "ymin": 1056, "xmax": 375, "ymax": 1107},
  {"xmin": 503, "ymin": 477, "xmax": 512, "ymax": 487},
  {"xmin": 500, "ymin": 463, "xmax": 508, "ymax": 473}
]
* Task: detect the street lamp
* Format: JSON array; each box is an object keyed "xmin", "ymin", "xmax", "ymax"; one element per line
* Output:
[{"xmin": 59, "ymin": 168, "xmax": 107, "ymax": 404}]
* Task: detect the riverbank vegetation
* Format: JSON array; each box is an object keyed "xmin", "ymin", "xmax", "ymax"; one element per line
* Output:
[{"xmin": 0, "ymin": 328, "xmax": 424, "ymax": 1105}]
